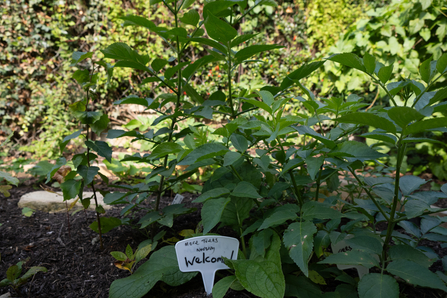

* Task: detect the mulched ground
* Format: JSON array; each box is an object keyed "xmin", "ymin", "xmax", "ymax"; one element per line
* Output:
[{"xmin": 1, "ymin": 180, "xmax": 447, "ymax": 298}]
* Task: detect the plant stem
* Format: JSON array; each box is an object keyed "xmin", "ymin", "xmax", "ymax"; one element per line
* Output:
[{"xmin": 227, "ymin": 42, "xmax": 236, "ymax": 119}]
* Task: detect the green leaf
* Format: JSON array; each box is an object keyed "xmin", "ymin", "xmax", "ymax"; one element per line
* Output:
[
  {"xmin": 90, "ymin": 217, "xmax": 122, "ymax": 234},
  {"xmin": 283, "ymin": 221, "xmax": 317, "ymax": 276},
  {"xmin": 429, "ymin": 87, "xmax": 447, "ymax": 105},
  {"xmin": 194, "ymin": 188, "xmax": 231, "ymax": 203},
  {"xmin": 190, "ymin": 37, "xmax": 227, "ymax": 54},
  {"xmin": 77, "ymin": 165, "xmax": 99, "ymax": 186},
  {"xmin": 235, "ymin": 45, "xmax": 283, "ymax": 64},
  {"xmin": 436, "ymin": 53, "xmax": 447, "ymax": 74},
  {"xmin": 72, "ymin": 69, "xmax": 90, "ymax": 84},
  {"xmin": 135, "ymin": 243, "xmax": 152, "ymax": 263},
  {"xmin": 294, "ymin": 125, "xmax": 336, "ymax": 149},
  {"xmin": 420, "ymin": 58, "xmax": 434, "ymax": 84},
  {"xmin": 85, "ymin": 141, "xmax": 112, "ymax": 162},
  {"xmin": 102, "ymin": 42, "xmax": 149, "ymax": 66},
  {"xmin": 327, "ymin": 53, "xmax": 365, "ymax": 72},
  {"xmin": 60, "ymin": 179, "xmax": 82, "ymax": 201},
  {"xmin": 18, "ymin": 266, "xmax": 47, "ymax": 284},
  {"xmin": 387, "ymin": 107, "xmax": 424, "ymax": 129},
  {"xmin": 387, "ymin": 260, "xmax": 447, "ymax": 291},
  {"xmin": 0, "ymin": 171, "xmax": 19, "ymax": 186},
  {"xmin": 406, "ymin": 117, "xmax": 447, "ymax": 134},
  {"xmin": 359, "ymin": 132, "xmax": 397, "ymax": 144},
  {"xmin": 399, "ymin": 175, "xmax": 426, "ymax": 196},
  {"xmin": 120, "ymin": 15, "xmax": 156, "ymax": 31},
  {"xmin": 281, "ymin": 61, "xmax": 325, "ymax": 91},
  {"xmin": 6, "ymin": 265, "xmax": 20, "ymax": 281},
  {"xmin": 389, "ymin": 245, "xmax": 433, "ymax": 268},
  {"xmin": 114, "ymin": 95, "xmax": 154, "ymax": 107},
  {"xmin": 71, "ymin": 51, "xmax": 93, "ymax": 65},
  {"xmin": 358, "ymin": 273, "xmax": 399, "ymax": 298},
  {"xmin": 285, "ymin": 275, "xmax": 323, "ymax": 298},
  {"xmin": 109, "ymin": 246, "xmax": 196, "ymax": 298},
  {"xmin": 178, "ymin": 143, "xmax": 229, "ymax": 166},
  {"xmin": 258, "ymin": 206, "xmax": 298, "ymax": 230},
  {"xmin": 221, "ymin": 197, "xmax": 255, "ymax": 231},
  {"xmin": 377, "ymin": 64, "xmax": 393, "ymax": 84},
  {"xmin": 363, "ymin": 53, "xmax": 376, "ymax": 74},
  {"xmin": 150, "ymin": 142, "xmax": 183, "ymax": 159},
  {"xmin": 305, "ymin": 155, "xmax": 324, "ymax": 181},
  {"xmin": 301, "ymin": 201, "xmax": 343, "ymax": 220},
  {"xmin": 231, "ymin": 33, "xmax": 258, "ymax": 47},
  {"xmin": 213, "ymin": 275, "xmax": 237, "ymax": 298},
  {"xmin": 223, "ymin": 151, "xmax": 242, "ymax": 167},
  {"xmin": 244, "ymin": 99, "xmax": 272, "ymax": 114},
  {"xmin": 232, "ymin": 181, "xmax": 262, "ymax": 198},
  {"xmin": 231, "ymin": 259, "xmax": 285, "ymax": 298},
  {"xmin": 345, "ymin": 235, "xmax": 382, "ymax": 255},
  {"xmin": 230, "ymin": 134, "xmax": 248, "ymax": 152},
  {"xmin": 180, "ymin": 9, "xmax": 199, "ymax": 26},
  {"xmin": 204, "ymin": 13, "xmax": 237, "ymax": 44},
  {"xmin": 202, "ymin": 197, "xmax": 231, "ymax": 234},
  {"xmin": 111, "ymin": 251, "xmax": 128, "ymax": 262},
  {"xmin": 329, "ymin": 141, "xmax": 387, "ymax": 162},
  {"xmin": 319, "ymin": 250, "xmax": 379, "ymax": 268},
  {"xmin": 336, "ymin": 113, "xmax": 396, "ymax": 134},
  {"xmin": 77, "ymin": 111, "xmax": 102, "ymax": 125}
]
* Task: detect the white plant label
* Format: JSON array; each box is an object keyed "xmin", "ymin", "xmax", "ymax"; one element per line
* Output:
[
  {"xmin": 175, "ymin": 236, "xmax": 239, "ymax": 295},
  {"xmin": 172, "ymin": 194, "xmax": 185, "ymax": 205}
]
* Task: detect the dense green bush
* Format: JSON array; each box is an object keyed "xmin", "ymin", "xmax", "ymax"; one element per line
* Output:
[{"xmin": 1, "ymin": 0, "xmax": 370, "ymax": 159}]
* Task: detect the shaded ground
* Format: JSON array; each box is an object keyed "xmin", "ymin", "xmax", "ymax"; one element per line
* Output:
[{"xmin": 1, "ymin": 182, "xmax": 446, "ymax": 298}]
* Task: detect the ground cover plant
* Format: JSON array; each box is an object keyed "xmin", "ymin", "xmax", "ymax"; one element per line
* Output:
[{"xmin": 3, "ymin": 0, "xmax": 447, "ymax": 297}]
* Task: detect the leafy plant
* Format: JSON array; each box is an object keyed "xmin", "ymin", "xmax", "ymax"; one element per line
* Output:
[
  {"xmin": 111, "ymin": 243, "xmax": 153, "ymax": 274},
  {"xmin": 0, "ymin": 258, "xmax": 47, "ymax": 296}
]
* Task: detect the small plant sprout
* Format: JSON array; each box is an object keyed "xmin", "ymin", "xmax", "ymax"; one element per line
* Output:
[
  {"xmin": 111, "ymin": 243, "xmax": 153, "ymax": 274},
  {"xmin": 0, "ymin": 257, "xmax": 47, "ymax": 296}
]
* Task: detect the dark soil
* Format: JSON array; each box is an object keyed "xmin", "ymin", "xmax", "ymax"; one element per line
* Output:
[{"xmin": 1, "ymin": 181, "xmax": 447, "ymax": 298}]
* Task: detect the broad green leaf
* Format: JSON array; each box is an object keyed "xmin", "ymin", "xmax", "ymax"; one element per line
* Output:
[
  {"xmin": 85, "ymin": 141, "xmax": 112, "ymax": 162},
  {"xmin": 336, "ymin": 113, "xmax": 396, "ymax": 134},
  {"xmin": 120, "ymin": 15, "xmax": 156, "ymax": 30},
  {"xmin": 60, "ymin": 179, "xmax": 82, "ymax": 201},
  {"xmin": 301, "ymin": 201, "xmax": 343, "ymax": 220},
  {"xmin": 231, "ymin": 259, "xmax": 285, "ymax": 298},
  {"xmin": 202, "ymin": 197, "xmax": 231, "ymax": 234},
  {"xmin": 327, "ymin": 53, "xmax": 365, "ymax": 72},
  {"xmin": 258, "ymin": 209, "xmax": 298, "ymax": 230},
  {"xmin": 190, "ymin": 37, "xmax": 227, "ymax": 54},
  {"xmin": 6, "ymin": 265, "xmax": 20, "ymax": 281},
  {"xmin": 283, "ymin": 221, "xmax": 317, "ymax": 276},
  {"xmin": 102, "ymin": 42, "xmax": 149, "ymax": 66},
  {"xmin": 90, "ymin": 217, "xmax": 122, "ymax": 234},
  {"xmin": 18, "ymin": 266, "xmax": 47, "ymax": 284},
  {"xmin": 213, "ymin": 275, "xmax": 237, "ymax": 298},
  {"xmin": 230, "ymin": 134, "xmax": 248, "ymax": 152},
  {"xmin": 71, "ymin": 51, "xmax": 93, "ymax": 65},
  {"xmin": 178, "ymin": 143, "xmax": 228, "ymax": 165},
  {"xmin": 345, "ymin": 235, "xmax": 382, "ymax": 255},
  {"xmin": 363, "ymin": 53, "xmax": 376, "ymax": 74},
  {"xmin": 387, "ymin": 260, "xmax": 447, "ymax": 291},
  {"xmin": 420, "ymin": 58, "xmax": 434, "ymax": 84},
  {"xmin": 150, "ymin": 142, "xmax": 182, "ymax": 159},
  {"xmin": 428, "ymin": 87, "xmax": 447, "ymax": 105},
  {"xmin": 281, "ymin": 61, "xmax": 325, "ymax": 91},
  {"xmin": 62, "ymin": 129, "xmax": 82, "ymax": 143},
  {"xmin": 0, "ymin": 171, "xmax": 19, "ymax": 186},
  {"xmin": 223, "ymin": 151, "xmax": 242, "ymax": 167},
  {"xmin": 377, "ymin": 64, "xmax": 393, "ymax": 84},
  {"xmin": 114, "ymin": 95, "xmax": 154, "ymax": 107},
  {"xmin": 406, "ymin": 117, "xmax": 447, "ymax": 134},
  {"xmin": 359, "ymin": 132, "xmax": 397, "ymax": 144},
  {"xmin": 194, "ymin": 188, "xmax": 230, "ymax": 203},
  {"xmin": 183, "ymin": 55, "xmax": 216, "ymax": 81},
  {"xmin": 231, "ymin": 33, "xmax": 258, "ymax": 47},
  {"xmin": 221, "ymin": 197, "xmax": 255, "ymax": 230},
  {"xmin": 329, "ymin": 141, "xmax": 387, "ymax": 162},
  {"xmin": 389, "ymin": 245, "xmax": 433, "ymax": 268},
  {"xmin": 399, "ymin": 175, "xmax": 426, "ymax": 196},
  {"xmin": 235, "ymin": 45, "xmax": 283, "ymax": 64},
  {"xmin": 387, "ymin": 107, "xmax": 424, "ymax": 129},
  {"xmin": 109, "ymin": 246, "xmax": 196, "ymax": 298},
  {"xmin": 77, "ymin": 111, "xmax": 102, "ymax": 125},
  {"xmin": 294, "ymin": 126, "xmax": 335, "ymax": 149},
  {"xmin": 436, "ymin": 53, "xmax": 447, "ymax": 74},
  {"xmin": 151, "ymin": 58, "xmax": 168, "ymax": 72},
  {"xmin": 305, "ymin": 155, "xmax": 324, "ymax": 181},
  {"xmin": 204, "ymin": 13, "xmax": 237, "ymax": 44},
  {"xmin": 358, "ymin": 273, "xmax": 399, "ymax": 298},
  {"xmin": 91, "ymin": 113, "xmax": 109, "ymax": 135},
  {"xmin": 111, "ymin": 251, "xmax": 128, "ymax": 262},
  {"xmin": 285, "ymin": 275, "xmax": 323, "ymax": 298},
  {"xmin": 72, "ymin": 69, "xmax": 90, "ymax": 84},
  {"xmin": 319, "ymin": 250, "xmax": 379, "ymax": 268},
  {"xmin": 421, "ymin": 216, "xmax": 441, "ymax": 234},
  {"xmin": 244, "ymin": 99, "xmax": 272, "ymax": 114},
  {"xmin": 135, "ymin": 243, "xmax": 152, "ymax": 264},
  {"xmin": 232, "ymin": 181, "xmax": 261, "ymax": 198},
  {"xmin": 180, "ymin": 9, "xmax": 199, "ymax": 26},
  {"xmin": 77, "ymin": 165, "xmax": 99, "ymax": 186}
]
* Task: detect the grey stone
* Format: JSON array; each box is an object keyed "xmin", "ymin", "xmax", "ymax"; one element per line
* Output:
[{"xmin": 18, "ymin": 191, "xmax": 110, "ymax": 213}]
